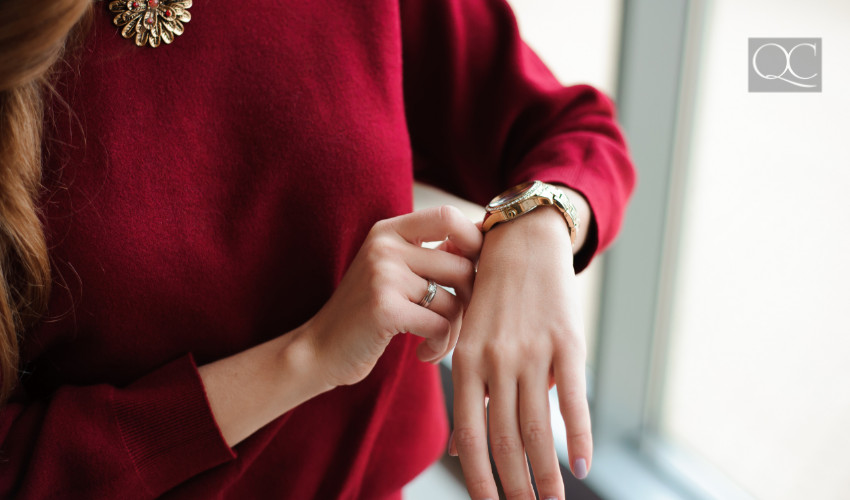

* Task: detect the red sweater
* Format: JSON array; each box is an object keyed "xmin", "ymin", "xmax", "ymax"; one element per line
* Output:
[{"xmin": 1, "ymin": 0, "xmax": 635, "ymax": 498}]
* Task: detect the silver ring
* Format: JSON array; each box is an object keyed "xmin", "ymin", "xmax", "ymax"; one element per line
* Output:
[{"xmin": 418, "ymin": 280, "xmax": 438, "ymax": 308}]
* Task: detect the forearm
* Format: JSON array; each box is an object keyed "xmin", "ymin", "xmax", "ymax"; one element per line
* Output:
[{"xmin": 198, "ymin": 323, "xmax": 333, "ymax": 447}]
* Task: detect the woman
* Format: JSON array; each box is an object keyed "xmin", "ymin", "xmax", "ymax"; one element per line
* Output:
[{"xmin": 0, "ymin": 0, "xmax": 635, "ymax": 498}]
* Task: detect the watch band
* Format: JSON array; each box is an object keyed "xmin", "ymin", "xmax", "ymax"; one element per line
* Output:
[{"xmin": 481, "ymin": 181, "xmax": 580, "ymax": 246}]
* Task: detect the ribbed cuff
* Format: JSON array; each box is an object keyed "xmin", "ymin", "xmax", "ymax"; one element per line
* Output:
[{"xmin": 112, "ymin": 353, "xmax": 236, "ymax": 496}]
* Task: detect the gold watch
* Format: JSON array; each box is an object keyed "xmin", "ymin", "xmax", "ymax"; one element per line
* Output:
[{"xmin": 481, "ymin": 181, "xmax": 580, "ymax": 246}]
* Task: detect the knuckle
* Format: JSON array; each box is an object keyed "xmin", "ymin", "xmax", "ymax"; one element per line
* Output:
[
  {"xmin": 554, "ymin": 328, "xmax": 588, "ymax": 359},
  {"xmin": 483, "ymin": 340, "xmax": 512, "ymax": 365},
  {"xmin": 490, "ymin": 433, "xmax": 521, "ymax": 456},
  {"xmin": 366, "ymin": 235, "xmax": 397, "ymax": 262},
  {"xmin": 453, "ymin": 254, "xmax": 475, "ymax": 280},
  {"xmin": 371, "ymin": 218, "xmax": 392, "ymax": 235},
  {"xmin": 567, "ymin": 339, "xmax": 588, "ymax": 361},
  {"xmin": 521, "ymin": 419, "xmax": 552, "ymax": 447},
  {"xmin": 438, "ymin": 204, "xmax": 463, "ymax": 226},
  {"xmin": 453, "ymin": 426, "xmax": 484, "ymax": 451},
  {"xmin": 515, "ymin": 338, "xmax": 546, "ymax": 360},
  {"xmin": 450, "ymin": 346, "xmax": 478, "ymax": 370},
  {"xmin": 432, "ymin": 316, "xmax": 452, "ymax": 338},
  {"xmin": 503, "ymin": 485, "xmax": 535, "ymax": 500},
  {"xmin": 566, "ymin": 428, "xmax": 593, "ymax": 445},
  {"xmin": 558, "ymin": 387, "xmax": 589, "ymax": 413},
  {"xmin": 464, "ymin": 477, "xmax": 493, "ymax": 497},
  {"xmin": 533, "ymin": 470, "xmax": 564, "ymax": 491}
]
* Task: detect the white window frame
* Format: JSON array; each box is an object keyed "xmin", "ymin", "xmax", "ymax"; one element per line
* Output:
[{"xmin": 586, "ymin": 1, "xmax": 754, "ymax": 499}]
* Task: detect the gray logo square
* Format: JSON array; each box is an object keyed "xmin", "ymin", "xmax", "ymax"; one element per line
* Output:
[{"xmin": 749, "ymin": 38, "xmax": 821, "ymax": 92}]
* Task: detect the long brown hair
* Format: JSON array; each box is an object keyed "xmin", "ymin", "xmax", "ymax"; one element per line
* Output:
[{"xmin": 0, "ymin": 0, "xmax": 92, "ymax": 404}]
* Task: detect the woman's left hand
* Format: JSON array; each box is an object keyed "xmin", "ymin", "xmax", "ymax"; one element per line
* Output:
[{"xmin": 450, "ymin": 206, "xmax": 592, "ymax": 500}]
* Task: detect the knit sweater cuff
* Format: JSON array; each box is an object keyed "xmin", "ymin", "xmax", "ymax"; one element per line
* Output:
[
  {"xmin": 509, "ymin": 136, "xmax": 635, "ymax": 275},
  {"xmin": 111, "ymin": 353, "xmax": 237, "ymax": 495}
]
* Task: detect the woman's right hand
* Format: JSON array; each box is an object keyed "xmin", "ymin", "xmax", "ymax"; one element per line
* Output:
[
  {"xmin": 200, "ymin": 205, "xmax": 482, "ymax": 448},
  {"xmin": 301, "ymin": 206, "xmax": 484, "ymax": 389}
]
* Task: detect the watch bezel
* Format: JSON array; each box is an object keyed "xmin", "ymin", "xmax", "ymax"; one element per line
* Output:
[
  {"xmin": 482, "ymin": 181, "xmax": 579, "ymax": 246},
  {"xmin": 486, "ymin": 180, "xmax": 543, "ymax": 210}
]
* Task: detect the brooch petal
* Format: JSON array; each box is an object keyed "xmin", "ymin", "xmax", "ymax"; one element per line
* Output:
[{"xmin": 106, "ymin": 0, "xmax": 192, "ymax": 48}]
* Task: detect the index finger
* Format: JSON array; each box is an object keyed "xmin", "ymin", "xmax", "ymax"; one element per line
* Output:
[{"xmin": 389, "ymin": 205, "xmax": 483, "ymax": 260}]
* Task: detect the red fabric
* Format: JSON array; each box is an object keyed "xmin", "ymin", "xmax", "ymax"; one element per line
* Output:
[{"xmin": 1, "ymin": 0, "xmax": 635, "ymax": 498}]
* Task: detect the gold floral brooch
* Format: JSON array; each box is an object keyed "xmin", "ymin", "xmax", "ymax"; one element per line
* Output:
[{"xmin": 107, "ymin": 0, "xmax": 192, "ymax": 48}]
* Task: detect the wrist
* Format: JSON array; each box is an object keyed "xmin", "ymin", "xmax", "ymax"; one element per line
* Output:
[
  {"xmin": 482, "ymin": 181, "xmax": 591, "ymax": 255},
  {"xmin": 278, "ymin": 322, "xmax": 336, "ymax": 398},
  {"xmin": 474, "ymin": 206, "xmax": 580, "ymax": 316},
  {"xmin": 484, "ymin": 205, "xmax": 574, "ymax": 257},
  {"xmin": 490, "ymin": 203, "xmax": 571, "ymax": 233}
]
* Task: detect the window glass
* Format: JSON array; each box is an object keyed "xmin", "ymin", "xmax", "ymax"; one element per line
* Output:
[{"xmin": 660, "ymin": 1, "xmax": 850, "ymax": 498}]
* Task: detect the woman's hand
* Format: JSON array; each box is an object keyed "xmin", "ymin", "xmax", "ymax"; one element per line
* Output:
[
  {"xmin": 200, "ymin": 205, "xmax": 482, "ymax": 448},
  {"xmin": 303, "ymin": 205, "xmax": 483, "ymax": 388},
  {"xmin": 451, "ymin": 206, "xmax": 592, "ymax": 500}
]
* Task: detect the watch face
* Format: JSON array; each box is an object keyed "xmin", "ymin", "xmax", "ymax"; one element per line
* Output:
[{"xmin": 489, "ymin": 181, "xmax": 536, "ymax": 208}]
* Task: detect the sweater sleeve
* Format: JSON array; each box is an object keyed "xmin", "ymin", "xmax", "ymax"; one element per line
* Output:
[
  {"xmin": 399, "ymin": 0, "xmax": 637, "ymax": 273},
  {"xmin": 0, "ymin": 354, "xmax": 236, "ymax": 499}
]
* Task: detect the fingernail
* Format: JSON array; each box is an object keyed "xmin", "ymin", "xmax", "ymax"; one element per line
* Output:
[
  {"xmin": 573, "ymin": 457, "xmax": 588, "ymax": 479},
  {"xmin": 543, "ymin": 497, "xmax": 558, "ymax": 500},
  {"xmin": 447, "ymin": 430, "xmax": 457, "ymax": 456}
]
